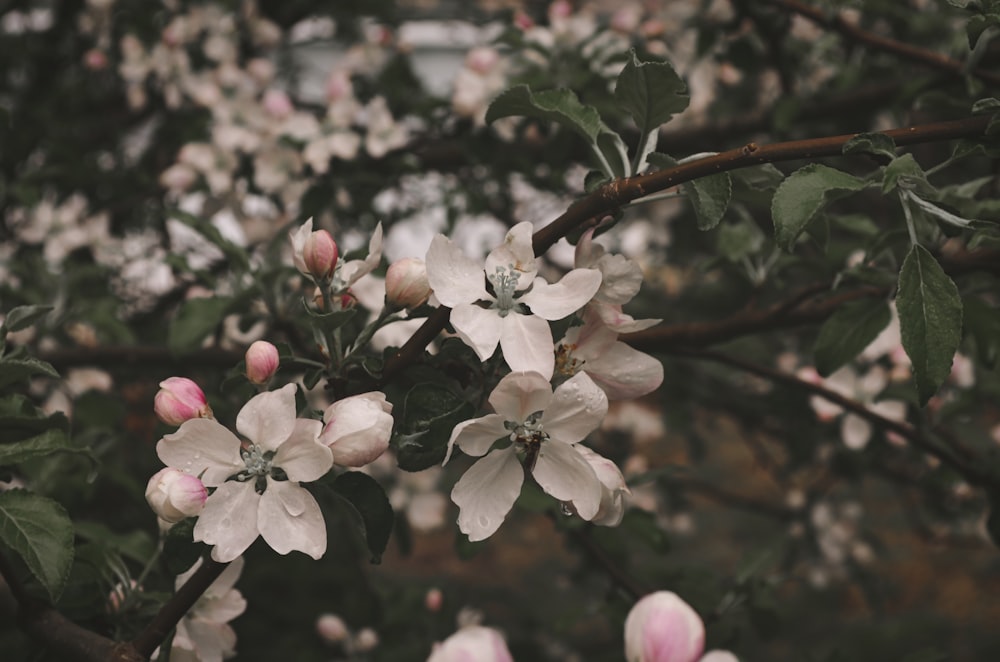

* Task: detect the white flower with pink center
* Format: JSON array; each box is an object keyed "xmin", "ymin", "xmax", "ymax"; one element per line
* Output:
[
  {"xmin": 427, "ymin": 221, "xmax": 601, "ymax": 380},
  {"xmin": 446, "ymin": 370, "xmax": 608, "ymax": 541},
  {"xmin": 157, "ymin": 384, "xmax": 332, "ymax": 562}
]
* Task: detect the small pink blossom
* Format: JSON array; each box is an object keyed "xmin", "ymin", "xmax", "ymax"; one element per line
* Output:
[
  {"xmin": 624, "ymin": 591, "xmax": 704, "ymax": 662},
  {"xmin": 154, "ymin": 377, "xmax": 212, "ymax": 426},
  {"xmin": 427, "ymin": 626, "xmax": 514, "ymax": 662},
  {"xmin": 145, "ymin": 467, "xmax": 207, "ymax": 524},
  {"xmin": 245, "ymin": 340, "xmax": 279, "ymax": 385},
  {"xmin": 385, "ymin": 257, "xmax": 430, "ymax": 308}
]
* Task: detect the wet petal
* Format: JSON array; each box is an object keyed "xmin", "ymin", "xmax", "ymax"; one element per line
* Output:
[
  {"xmin": 273, "ymin": 419, "xmax": 331, "ymax": 482},
  {"xmin": 519, "ymin": 269, "xmax": 601, "ymax": 320},
  {"xmin": 452, "ymin": 447, "xmax": 523, "ymax": 542},
  {"xmin": 499, "ymin": 313, "xmax": 554, "ymax": 380},
  {"xmin": 487, "ymin": 371, "xmax": 553, "ymax": 421},
  {"xmin": 258, "ymin": 481, "xmax": 327, "ymax": 559},
  {"xmin": 451, "ymin": 304, "xmax": 502, "ymax": 361},
  {"xmin": 426, "ymin": 234, "xmax": 489, "ymax": 307},
  {"xmin": 542, "ymin": 372, "xmax": 608, "ymax": 444},
  {"xmin": 532, "ymin": 440, "xmax": 602, "ymax": 520},
  {"xmin": 193, "ymin": 482, "xmax": 261, "ymax": 563},
  {"xmin": 158, "ymin": 418, "xmax": 242, "ymax": 486},
  {"xmin": 235, "ymin": 384, "xmax": 297, "ymax": 452}
]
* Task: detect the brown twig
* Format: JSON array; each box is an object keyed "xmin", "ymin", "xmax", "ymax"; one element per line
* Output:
[
  {"xmin": 130, "ymin": 556, "xmax": 228, "ymax": 659},
  {"xmin": 665, "ymin": 348, "xmax": 993, "ymax": 487},
  {"xmin": 383, "ymin": 114, "xmax": 993, "ymax": 382},
  {"xmin": 761, "ymin": 0, "xmax": 1000, "ymax": 86}
]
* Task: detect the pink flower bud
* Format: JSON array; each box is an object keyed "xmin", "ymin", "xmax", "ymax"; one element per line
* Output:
[
  {"xmin": 425, "ymin": 587, "xmax": 443, "ymax": 612},
  {"xmin": 513, "ymin": 10, "xmax": 534, "ymax": 30},
  {"xmin": 304, "ymin": 230, "xmax": 339, "ymax": 280},
  {"xmin": 354, "ymin": 628, "xmax": 379, "ymax": 652},
  {"xmin": 145, "ymin": 467, "xmax": 207, "ymax": 523},
  {"xmin": 624, "ymin": 591, "xmax": 705, "ymax": 662},
  {"xmin": 316, "ymin": 613, "xmax": 349, "ymax": 644},
  {"xmin": 320, "ymin": 392, "xmax": 394, "ymax": 467},
  {"xmin": 84, "ymin": 48, "xmax": 108, "ymax": 70},
  {"xmin": 428, "ymin": 626, "xmax": 514, "ymax": 662},
  {"xmin": 245, "ymin": 340, "xmax": 280, "ymax": 384},
  {"xmin": 385, "ymin": 258, "xmax": 431, "ymax": 309},
  {"xmin": 262, "ymin": 89, "xmax": 294, "ymax": 119},
  {"xmin": 575, "ymin": 446, "xmax": 630, "ymax": 526},
  {"xmin": 154, "ymin": 377, "xmax": 212, "ymax": 426},
  {"xmin": 465, "ymin": 47, "xmax": 500, "ymax": 75}
]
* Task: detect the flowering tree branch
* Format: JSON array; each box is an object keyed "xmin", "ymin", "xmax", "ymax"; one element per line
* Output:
[{"xmin": 384, "ymin": 113, "xmax": 994, "ymax": 382}]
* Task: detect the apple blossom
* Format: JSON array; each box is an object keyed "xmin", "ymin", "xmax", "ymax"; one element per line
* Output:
[
  {"xmin": 166, "ymin": 557, "xmax": 247, "ymax": 662},
  {"xmin": 575, "ymin": 444, "xmax": 630, "ymax": 526},
  {"xmin": 574, "ymin": 228, "xmax": 660, "ymax": 333},
  {"xmin": 320, "ymin": 392, "xmax": 394, "ymax": 467},
  {"xmin": 385, "ymin": 257, "xmax": 431, "ymax": 309},
  {"xmin": 426, "ymin": 221, "xmax": 601, "ymax": 379},
  {"xmin": 289, "ymin": 218, "xmax": 383, "ymax": 296},
  {"xmin": 624, "ymin": 591, "xmax": 705, "ymax": 662},
  {"xmin": 556, "ymin": 308, "xmax": 663, "ymax": 399},
  {"xmin": 316, "ymin": 613, "xmax": 350, "ymax": 645},
  {"xmin": 244, "ymin": 340, "xmax": 279, "ymax": 385},
  {"xmin": 446, "ymin": 371, "xmax": 608, "ymax": 541},
  {"xmin": 157, "ymin": 384, "xmax": 333, "ymax": 562},
  {"xmin": 427, "ymin": 625, "xmax": 514, "ymax": 662},
  {"xmin": 154, "ymin": 376, "xmax": 212, "ymax": 426},
  {"xmin": 145, "ymin": 467, "xmax": 207, "ymax": 524}
]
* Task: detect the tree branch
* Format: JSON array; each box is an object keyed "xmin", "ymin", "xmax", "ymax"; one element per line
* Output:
[
  {"xmin": 664, "ymin": 348, "xmax": 993, "ymax": 487},
  {"xmin": 382, "ymin": 113, "xmax": 994, "ymax": 382},
  {"xmin": 761, "ymin": 0, "xmax": 1000, "ymax": 86}
]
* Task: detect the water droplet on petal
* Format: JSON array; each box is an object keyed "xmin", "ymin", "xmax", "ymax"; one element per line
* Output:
[
  {"xmin": 560, "ymin": 503, "xmax": 573, "ymax": 516},
  {"xmin": 221, "ymin": 517, "xmax": 231, "ymax": 528},
  {"xmin": 478, "ymin": 515, "xmax": 490, "ymax": 527}
]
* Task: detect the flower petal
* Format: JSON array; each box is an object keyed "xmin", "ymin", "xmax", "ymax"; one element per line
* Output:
[
  {"xmin": 340, "ymin": 222, "xmax": 384, "ymax": 288},
  {"xmin": 581, "ymin": 340, "xmax": 663, "ymax": 400},
  {"xmin": 485, "ymin": 221, "xmax": 537, "ymax": 290},
  {"xmin": 158, "ymin": 419, "xmax": 243, "ymax": 486},
  {"xmin": 448, "ymin": 413, "xmax": 508, "ymax": 461},
  {"xmin": 452, "ymin": 447, "xmax": 524, "ymax": 542},
  {"xmin": 531, "ymin": 440, "xmax": 602, "ymax": 520},
  {"xmin": 193, "ymin": 482, "xmax": 261, "ymax": 563},
  {"xmin": 841, "ymin": 413, "xmax": 872, "ymax": 450},
  {"xmin": 235, "ymin": 383, "xmax": 297, "ymax": 452},
  {"xmin": 289, "ymin": 218, "xmax": 313, "ymax": 276},
  {"xmin": 594, "ymin": 252, "xmax": 643, "ymax": 304},
  {"xmin": 451, "ymin": 304, "xmax": 502, "ymax": 361},
  {"xmin": 487, "ymin": 371, "xmax": 553, "ymax": 421},
  {"xmin": 542, "ymin": 372, "xmax": 608, "ymax": 444},
  {"xmin": 499, "ymin": 313, "xmax": 555, "ymax": 380},
  {"xmin": 519, "ymin": 269, "xmax": 601, "ymax": 320},
  {"xmin": 425, "ymin": 234, "xmax": 489, "ymax": 307},
  {"xmin": 624, "ymin": 591, "xmax": 705, "ymax": 662},
  {"xmin": 258, "ymin": 481, "xmax": 327, "ymax": 559},
  {"xmin": 273, "ymin": 419, "xmax": 332, "ymax": 481}
]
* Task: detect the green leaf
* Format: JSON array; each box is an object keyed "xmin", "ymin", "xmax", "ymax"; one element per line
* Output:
[
  {"xmin": 395, "ymin": 383, "xmax": 475, "ymax": 471},
  {"xmin": 595, "ymin": 129, "xmax": 630, "ymax": 178},
  {"xmin": 716, "ymin": 216, "xmax": 765, "ymax": 262},
  {"xmin": 0, "ymin": 429, "xmax": 90, "ymax": 467},
  {"xmin": 882, "ymin": 153, "xmax": 930, "ymax": 194},
  {"xmin": 972, "ymin": 97, "xmax": 1000, "ymax": 114},
  {"xmin": 684, "ymin": 173, "xmax": 733, "ymax": 230},
  {"xmin": 485, "ymin": 85, "xmax": 602, "ymax": 143},
  {"xmin": 842, "ymin": 132, "xmax": 897, "ymax": 162},
  {"xmin": 614, "ymin": 49, "xmax": 688, "ymax": 133},
  {"xmin": 896, "ymin": 245, "xmax": 963, "ymax": 405},
  {"xmin": 0, "ymin": 356, "xmax": 60, "ymax": 389},
  {"xmin": 167, "ymin": 297, "xmax": 233, "ymax": 354},
  {"xmin": 771, "ymin": 164, "xmax": 867, "ymax": 250},
  {"xmin": 814, "ymin": 299, "xmax": 892, "ymax": 376},
  {"xmin": 0, "ymin": 394, "xmax": 67, "ymax": 443},
  {"xmin": 331, "ymin": 472, "xmax": 393, "ymax": 563},
  {"xmin": 1, "ymin": 305, "xmax": 53, "ymax": 334},
  {"xmin": 0, "ymin": 490, "xmax": 74, "ymax": 602}
]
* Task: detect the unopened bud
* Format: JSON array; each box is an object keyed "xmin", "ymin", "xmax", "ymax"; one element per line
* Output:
[
  {"xmin": 624, "ymin": 591, "xmax": 705, "ymax": 662},
  {"xmin": 316, "ymin": 613, "xmax": 349, "ymax": 645},
  {"xmin": 354, "ymin": 628, "xmax": 379, "ymax": 652},
  {"xmin": 245, "ymin": 340, "xmax": 279, "ymax": 385},
  {"xmin": 303, "ymin": 230, "xmax": 339, "ymax": 280},
  {"xmin": 385, "ymin": 258, "xmax": 431, "ymax": 309},
  {"xmin": 154, "ymin": 377, "xmax": 212, "ymax": 425},
  {"xmin": 145, "ymin": 467, "xmax": 207, "ymax": 523},
  {"xmin": 428, "ymin": 626, "xmax": 514, "ymax": 662},
  {"xmin": 425, "ymin": 587, "xmax": 443, "ymax": 612}
]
